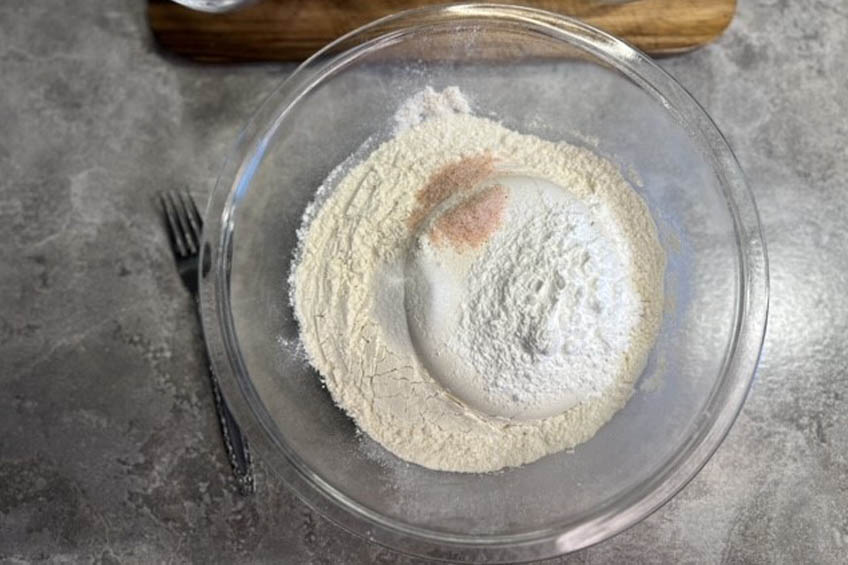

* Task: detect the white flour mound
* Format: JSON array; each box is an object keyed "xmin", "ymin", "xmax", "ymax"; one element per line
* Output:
[
  {"xmin": 454, "ymin": 179, "xmax": 639, "ymax": 419},
  {"xmin": 393, "ymin": 86, "xmax": 471, "ymax": 133},
  {"xmin": 291, "ymin": 89, "xmax": 665, "ymax": 473}
]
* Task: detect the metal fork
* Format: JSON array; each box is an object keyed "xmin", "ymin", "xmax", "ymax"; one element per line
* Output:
[{"xmin": 159, "ymin": 190, "xmax": 255, "ymax": 496}]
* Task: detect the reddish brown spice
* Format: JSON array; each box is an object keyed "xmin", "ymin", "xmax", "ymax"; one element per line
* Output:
[
  {"xmin": 407, "ymin": 153, "xmax": 495, "ymax": 230},
  {"xmin": 431, "ymin": 184, "xmax": 508, "ymax": 250}
]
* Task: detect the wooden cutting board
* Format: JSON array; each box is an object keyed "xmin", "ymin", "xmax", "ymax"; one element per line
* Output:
[{"xmin": 148, "ymin": 0, "xmax": 736, "ymax": 62}]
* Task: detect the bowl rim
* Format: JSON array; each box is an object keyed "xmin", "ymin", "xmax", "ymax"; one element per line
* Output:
[{"xmin": 199, "ymin": 3, "xmax": 769, "ymax": 561}]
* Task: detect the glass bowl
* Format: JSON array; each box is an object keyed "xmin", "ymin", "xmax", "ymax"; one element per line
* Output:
[{"xmin": 199, "ymin": 4, "xmax": 768, "ymax": 562}]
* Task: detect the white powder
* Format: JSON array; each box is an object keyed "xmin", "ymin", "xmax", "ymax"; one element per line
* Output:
[
  {"xmin": 393, "ymin": 86, "xmax": 471, "ymax": 133},
  {"xmin": 291, "ymin": 88, "xmax": 665, "ymax": 473},
  {"xmin": 406, "ymin": 173, "xmax": 641, "ymax": 420}
]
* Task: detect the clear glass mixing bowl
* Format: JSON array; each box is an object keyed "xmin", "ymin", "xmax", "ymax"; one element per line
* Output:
[{"xmin": 199, "ymin": 4, "xmax": 768, "ymax": 562}]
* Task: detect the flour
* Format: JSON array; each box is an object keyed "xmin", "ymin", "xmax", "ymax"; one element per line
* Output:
[
  {"xmin": 405, "ymin": 173, "xmax": 642, "ymax": 421},
  {"xmin": 291, "ymin": 88, "xmax": 665, "ymax": 472},
  {"xmin": 393, "ymin": 86, "xmax": 471, "ymax": 133},
  {"xmin": 455, "ymin": 176, "xmax": 637, "ymax": 419}
]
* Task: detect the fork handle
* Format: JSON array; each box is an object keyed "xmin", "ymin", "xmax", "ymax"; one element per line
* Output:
[{"xmin": 207, "ymin": 360, "xmax": 255, "ymax": 495}]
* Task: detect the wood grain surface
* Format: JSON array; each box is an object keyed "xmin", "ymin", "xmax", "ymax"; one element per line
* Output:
[{"xmin": 148, "ymin": 0, "xmax": 736, "ymax": 62}]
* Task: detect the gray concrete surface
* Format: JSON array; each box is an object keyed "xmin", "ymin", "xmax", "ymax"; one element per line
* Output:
[{"xmin": 1, "ymin": 1, "xmax": 846, "ymax": 563}]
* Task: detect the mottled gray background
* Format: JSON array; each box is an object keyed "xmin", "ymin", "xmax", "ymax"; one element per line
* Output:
[{"xmin": 1, "ymin": 1, "xmax": 846, "ymax": 563}]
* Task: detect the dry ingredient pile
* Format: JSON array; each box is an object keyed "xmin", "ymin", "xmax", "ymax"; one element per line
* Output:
[{"xmin": 291, "ymin": 87, "xmax": 665, "ymax": 473}]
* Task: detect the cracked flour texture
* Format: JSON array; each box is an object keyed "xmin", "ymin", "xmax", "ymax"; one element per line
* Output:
[{"xmin": 292, "ymin": 99, "xmax": 664, "ymax": 473}]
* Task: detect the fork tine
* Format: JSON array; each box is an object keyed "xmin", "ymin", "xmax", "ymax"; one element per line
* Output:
[
  {"xmin": 185, "ymin": 190, "xmax": 204, "ymax": 230},
  {"xmin": 168, "ymin": 191, "xmax": 197, "ymax": 255},
  {"xmin": 160, "ymin": 192, "xmax": 188, "ymax": 257},
  {"xmin": 178, "ymin": 190, "xmax": 203, "ymax": 247}
]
